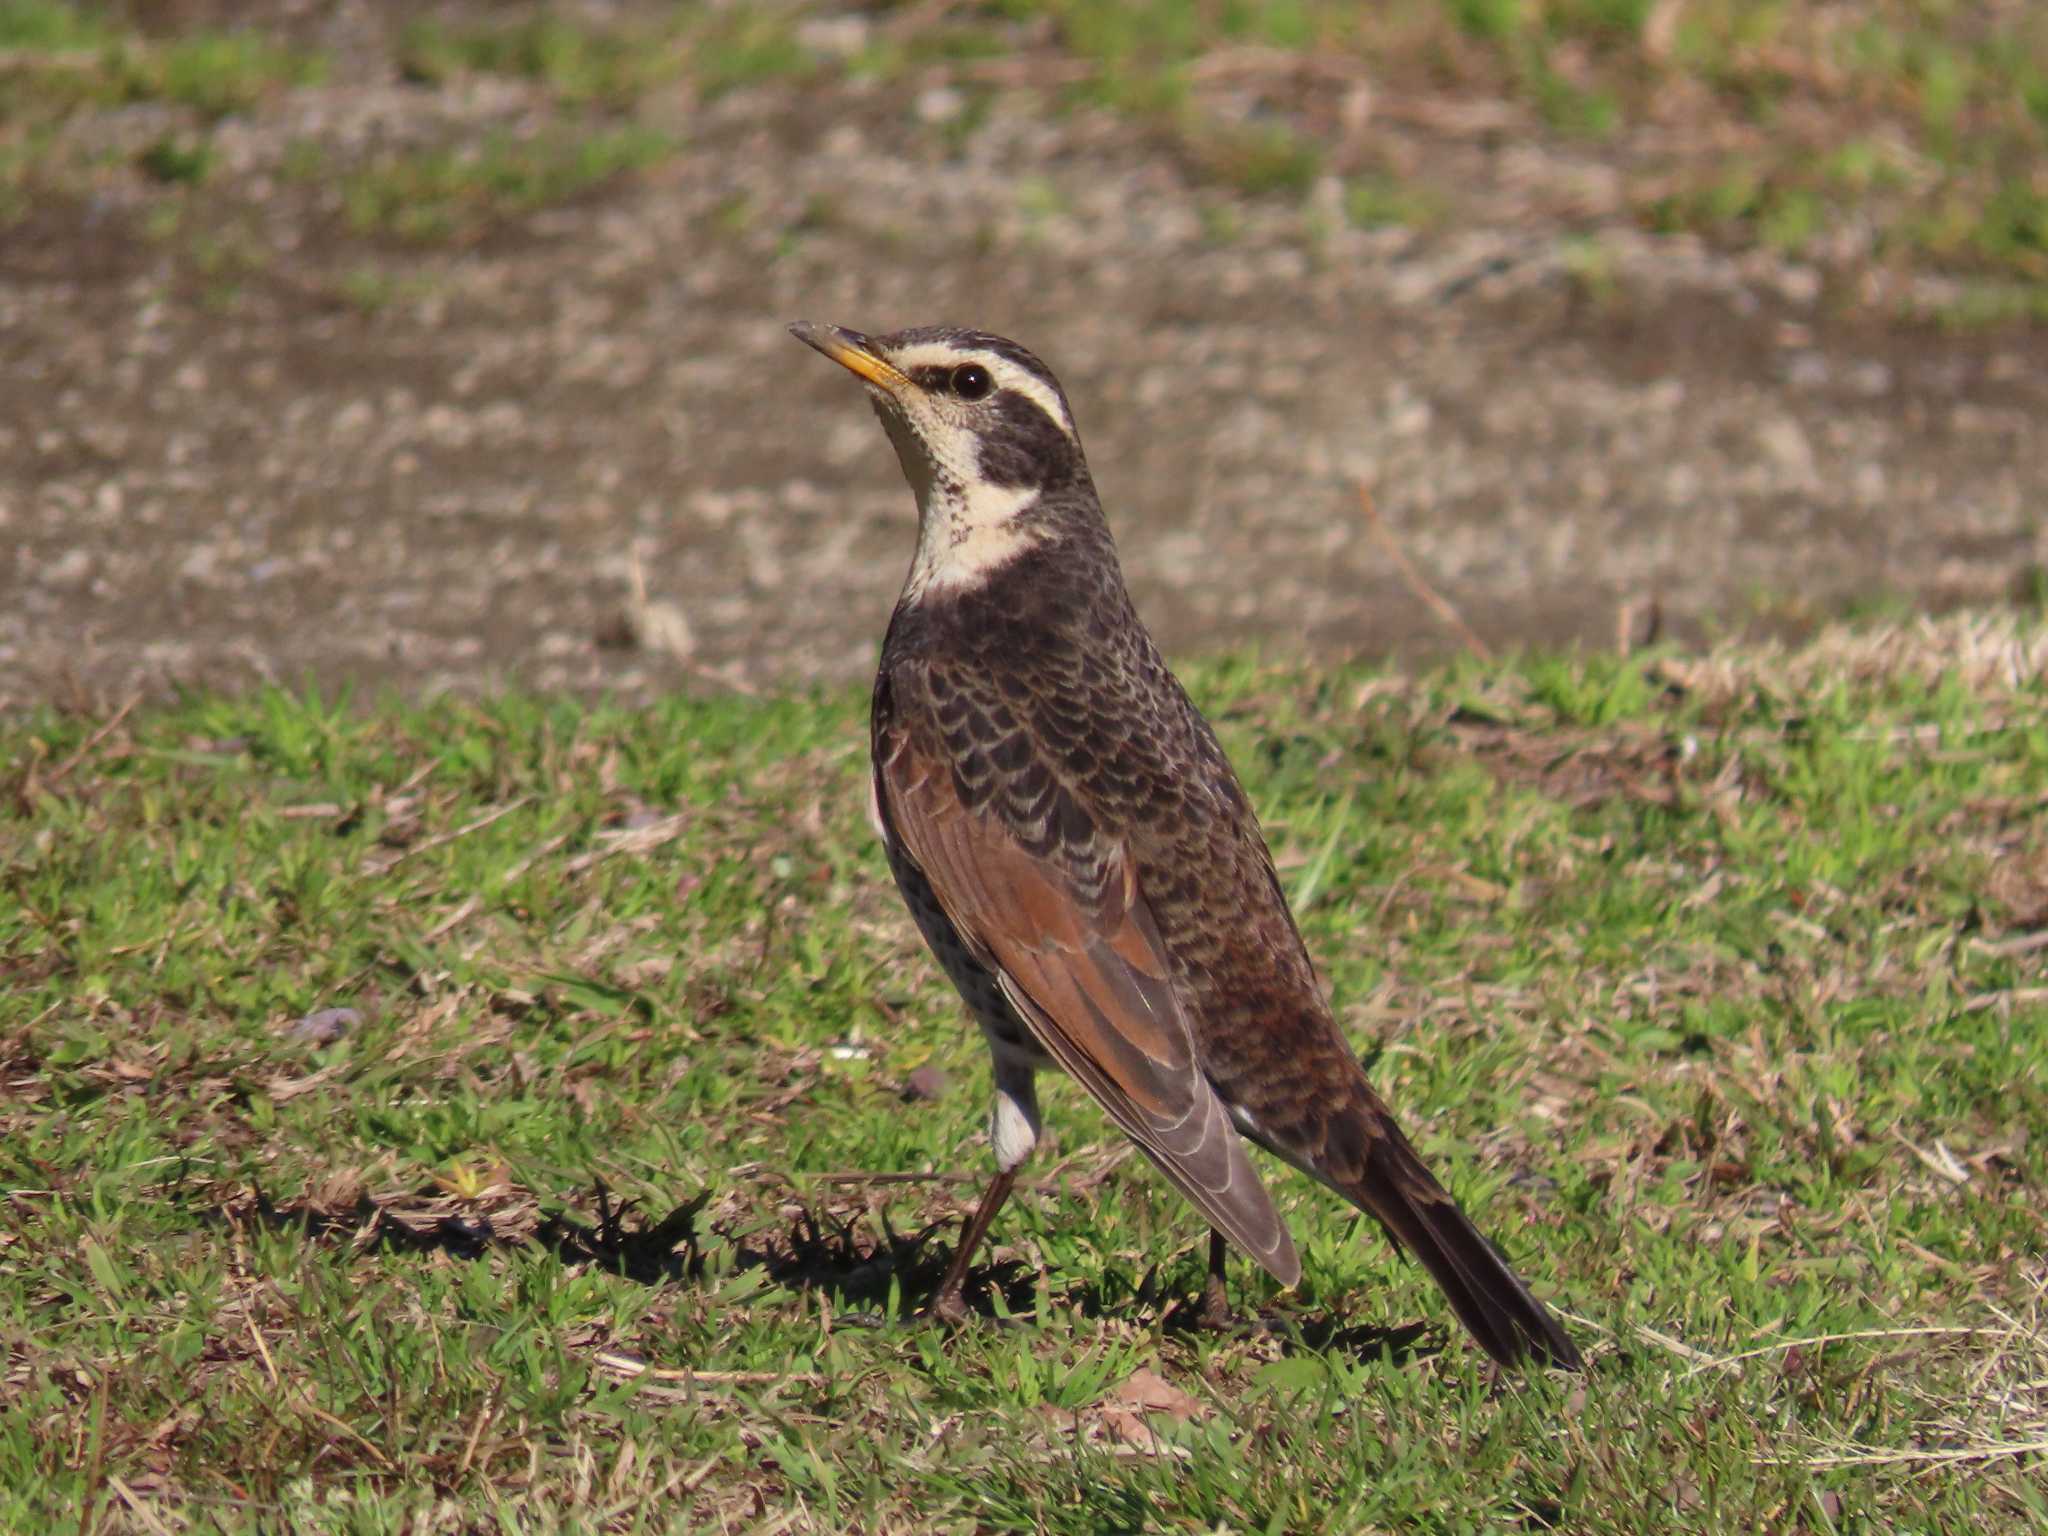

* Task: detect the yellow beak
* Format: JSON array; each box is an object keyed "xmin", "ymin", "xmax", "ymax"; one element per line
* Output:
[{"xmin": 788, "ymin": 320, "xmax": 913, "ymax": 394}]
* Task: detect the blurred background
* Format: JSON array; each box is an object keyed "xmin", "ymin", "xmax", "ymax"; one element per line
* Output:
[{"xmin": 1, "ymin": 0, "xmax": 2043, "ymax": 707}]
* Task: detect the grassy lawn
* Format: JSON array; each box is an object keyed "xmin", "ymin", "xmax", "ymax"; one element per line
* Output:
[{"xmin": 4, "ymin": 616, "xmax": 2045, "ymax": 1530}]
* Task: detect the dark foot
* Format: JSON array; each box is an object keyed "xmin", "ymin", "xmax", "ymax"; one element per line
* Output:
[
  {"xmin": 1195, "ymin": 1275, "xmax": 1236, "ymax": 1331},
  {"xmin": 925, "ymin": 1282, "xmax": 973, "ymax": 1326},
  {"xmin": 1194, "ymin": 1229, "xmax": 1235, "ymax": 1330}
]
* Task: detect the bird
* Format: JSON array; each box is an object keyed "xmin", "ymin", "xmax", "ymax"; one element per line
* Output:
[{"xmin": 789, "ymin": 319, "xmax": 1580, "ymax": 1370}]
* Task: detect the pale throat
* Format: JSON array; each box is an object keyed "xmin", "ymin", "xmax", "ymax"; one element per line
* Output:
[{"xmin": 879, "ymin": 403, "xmax": 1044, "ymax": 602}]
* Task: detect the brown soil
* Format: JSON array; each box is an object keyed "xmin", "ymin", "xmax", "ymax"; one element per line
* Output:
[{"xmin": 3, "ymin": 22, "xmax": 2043, "ymax": 710}]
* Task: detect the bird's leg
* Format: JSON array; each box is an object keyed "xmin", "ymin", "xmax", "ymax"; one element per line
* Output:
[
  {"xmin": 1196, "ymin": 1229, "xmax": 1235, "ymax": 1330},
  {"xmin": 927, "ymin": 1167, "xmax": 1017, "ymax": 1324},
  {"xmin": 927, "ymin": 1052, "xmax": 1039, "ymax": 1324}
]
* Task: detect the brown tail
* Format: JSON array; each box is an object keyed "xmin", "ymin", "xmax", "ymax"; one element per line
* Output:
[{"xmin": 1342, "ymin": 1120, "xmax": 1582, "ymax": 1371}]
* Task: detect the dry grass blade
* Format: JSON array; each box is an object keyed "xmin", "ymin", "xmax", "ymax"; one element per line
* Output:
[
  {"xmin": 1356, "ymin": 481, "xmax": 1492, "ymax": 661},
  {"xmin": 40, "ymin": 693, "xmax": 140, "ymax": 786},
  {"xmin": 368, "ymin": 796, "xmax": 535, "ymax": 873},
  {"xmin": 1681, "ymin": 1325, "xmax": 2019, "ymax": 1380},
  {"xmin": 562, "ymin": 813, "xmax": 691, "ymax": 875},
  {"xmin": 244, "ymin": 1312, "xmax": 281, "ymax": 1389},
  {"xmin": 1658, "ymin": 611, "xmax": 2048, "ymax": 705},
  {"xmin": 593, "ymin": 1353, "xmax": 824, "ymax": 1390},
  {"xmin": 106, "ymin": 1475, "xmax": 180, "ymax": 1536},
  {"xmin": 1631, "ymin": 1322, "xmax": 1718, "ymax": 1365},
  {"xmin": 1968, "ymin": 931, "xmax": 2048, "ymax": 959},
  {"xmin": 1757, "ymin": 1438, "xmax": 2048, "ymax": 1469},
  {"xmin": 1752, "ymin": 1282, "xmax": 2048, "ymax": 1475},
  {"xmin": 1962, "ymin": 987, "xmax": 2048, "ymax": 1013}
]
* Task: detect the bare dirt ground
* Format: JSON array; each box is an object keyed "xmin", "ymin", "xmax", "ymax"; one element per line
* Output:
[{"xmin": 3, "ymin": 11, "xmax": 2044, "ymax": 710}]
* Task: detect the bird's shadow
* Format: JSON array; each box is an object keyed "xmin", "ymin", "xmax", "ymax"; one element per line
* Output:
[
  {"xmin": 1272, "ymin": 1315, "xmax": 1437, "ymax": 1369},
  {"xmin": 540, "ymin": 1184, "xmax": 1449, "ymax": 1367},
  {"xmin": 536, "ymin": 1183, "xmax": 1041, "ymax": 1322},
  {"xmin": 536, "ymin": 1184, "xmax": 713, "ymax": 1286},
  {"xmin": 233, "ymin": 1187, "xmax": 516, "ymax": 1262},
  {"xmin": 234, "ymin": 1181, "xmax": 1451, "ymax": 1366}
]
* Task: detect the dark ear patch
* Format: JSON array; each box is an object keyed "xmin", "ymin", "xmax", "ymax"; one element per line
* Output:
[{"xmin": 977, "ymin": 387, "xmax": 1075, "ymax": 487}]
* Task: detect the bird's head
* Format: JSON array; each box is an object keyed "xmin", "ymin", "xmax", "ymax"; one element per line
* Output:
[{"xmin": 791, "ymin": 321, "xmax": 1100, "ymax": 601}]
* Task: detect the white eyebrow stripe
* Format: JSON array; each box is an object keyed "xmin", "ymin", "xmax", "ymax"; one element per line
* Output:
[{"xmin": 886, "ymin": 343, "xmax": 1074, "ymax": 437}]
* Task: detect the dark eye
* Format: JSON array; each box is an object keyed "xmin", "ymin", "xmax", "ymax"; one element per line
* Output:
[{"xmin": 950, "ymin": 364, "xmax": 993, "ymax": 401}]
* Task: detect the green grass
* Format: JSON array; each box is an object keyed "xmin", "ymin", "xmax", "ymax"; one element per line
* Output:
[
  {"xmin": 0, "ymin": 5, "xmax": 325, "ymax": 117},
  {"xmin": 397, "ymin": 14, "xmax": 681, "ymax": 105},
  {"xmin": 5, "ymin": 624, "xmax": 2047, "ymax": 1530},
  {"xmin": 1345, "ymin": 172, "xmax": 1443, "ymax": 230},
  {"xmin": 0, "ymin": 0, "xmax": 109, "ymax": 51},
  {"xmin": 393, "ymin": 6, "xmax": 816, "ymax": 104},
  {"xmin": 1932, "ymin": 280, "xmax": 2048, "ymax": 332},
  {"xmin": 333, "ymin": 127, "xmax": 676, "ymax": 245}
]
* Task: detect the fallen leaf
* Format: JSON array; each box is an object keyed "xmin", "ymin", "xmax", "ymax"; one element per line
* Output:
[{"xmin": 1109, "ymin": 1367, "xmax": 1205, "ymax": 1421}]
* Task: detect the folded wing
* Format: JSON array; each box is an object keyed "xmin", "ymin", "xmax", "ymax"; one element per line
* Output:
[{"xmin": 877, "ymin": 715, "xmax": 1300, "ymax": 1288}]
